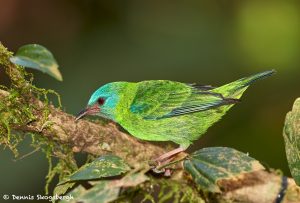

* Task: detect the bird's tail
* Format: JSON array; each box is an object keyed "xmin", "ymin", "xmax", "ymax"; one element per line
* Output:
[{"xmin": 213, "ymin": 70, "xmax": 276, "ymax": 99}]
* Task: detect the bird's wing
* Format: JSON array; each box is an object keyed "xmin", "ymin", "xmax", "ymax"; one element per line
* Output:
[{"xmin": 129, "ymin": 80, "xmax": 239, "ymax": 120}]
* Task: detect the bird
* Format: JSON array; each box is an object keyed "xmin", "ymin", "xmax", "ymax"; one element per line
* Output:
[{"xmin": 76, "ymin": 70, "xmax": 275, "ymax": 164}]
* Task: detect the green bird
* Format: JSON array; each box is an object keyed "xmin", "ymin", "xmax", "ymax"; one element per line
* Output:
[{"xmin": 76, "ymin": 70, "xmax": 275, "ymax": 163}]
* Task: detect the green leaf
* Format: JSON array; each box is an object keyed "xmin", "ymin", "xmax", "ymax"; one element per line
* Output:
[
  {"xmin": 53, "ymin": 182, "xmax": 75, "ymax": 198},
  {"xmin": 283, "ymin": 98, "xmax": 300, "ymax": 185},
  {"xmin": 60, "ymin": 172, "xmax": 149, "ymax": 203},
  {"xmin": 60, "ymin": 154, "xmax": 130, "ymax": 184},
  {"xmin": 10, "ymin": 44, "xmax": 63, "ymax": 81},
  {"xmin": 183, "ymin": 147, "xmax": 264, "ymax": 192},
  {"xmin": 61, "ymin": 181, "xmax": 119, "ymax": 203},
  {"xmin": 52, "ymin": 182, "xmax": 75, "ymax": 203}
]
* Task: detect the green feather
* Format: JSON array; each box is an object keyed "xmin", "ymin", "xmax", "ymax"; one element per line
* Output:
[{"xmin": 84, "ymin": 70, "xmax": 275, "ymax": 149}]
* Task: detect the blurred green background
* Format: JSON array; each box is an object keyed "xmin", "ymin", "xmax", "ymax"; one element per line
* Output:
[{"xmin": 0, "ymin": 0, "xmax": 299, "ymax": 201}]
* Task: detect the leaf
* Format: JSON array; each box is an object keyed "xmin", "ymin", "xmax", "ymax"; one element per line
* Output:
[
  {"xmin": 283, "ymin": 98, "xmax": 300, "ymax": 185},
  {"xmin": 59, "ymin": 154, "xmax": 130, "ymax": 184},
  {"xmin": 60, "ymin": 172, "xmax": 149, "ymax": 203},
  {"xmin": 52, "ymin": 182, "xmax": 75, "ymax": 203},
  {"xmin": 10, "ymin": 44, "xmax": 63, "ymax": 81},
  {"xmin": 113, "ymin": 171, "xmax": 149, "ymax": 188},
  {"xmin": 183, "ymin": 147, "xmax": 264, "ymax": 192},
  {"xmin": 53, "ymin": 182, "xmax": 75, "ymax": 197},
  {"xmin": 60, "ymin": 181, "xmax": 119, "ymax": 203}
]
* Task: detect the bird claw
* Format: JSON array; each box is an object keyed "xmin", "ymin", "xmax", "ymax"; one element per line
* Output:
[
  {"xmin": 151, "ymin": 167, "xmax": 165, "ymax": 174},
  {"xmin": 151, "ymin": 165, "xmax": 173, "ymax": 176},
  {"xmin": 164, "ymin": 168, "xmax": 172, "ymax": 176},
  {"xmin": 150, "ymin": 152, "xmax": 188, "ymax": 176},
  {"xmin": 150, "ymin": 156, "xmax": 175, "ymax": 176}
]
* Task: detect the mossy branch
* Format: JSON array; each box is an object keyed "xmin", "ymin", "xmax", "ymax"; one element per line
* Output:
[{"xmin": 1, "ymin": 42, "xmax": 300, "ymax": 202}]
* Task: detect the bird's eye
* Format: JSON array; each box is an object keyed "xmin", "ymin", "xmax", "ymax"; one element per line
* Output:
[{"xmin": 97, "ymin": 98, "xmax": 105, "ymax": 105}]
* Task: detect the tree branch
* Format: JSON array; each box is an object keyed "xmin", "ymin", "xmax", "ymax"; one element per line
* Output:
[{"xmin": 20, "ymin": 100, "xmax": 167, "ymax": 166}]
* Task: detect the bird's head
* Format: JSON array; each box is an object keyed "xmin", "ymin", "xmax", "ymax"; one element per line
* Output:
[{"xmin": 75, "ymin": 82, "xmax": 126, "ymax": 121}]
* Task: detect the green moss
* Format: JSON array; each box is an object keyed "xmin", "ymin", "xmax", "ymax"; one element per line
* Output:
[
  {"xmin": 153, "ymin": 178, "xmax": 205, "ymax": 203},
  {"xmin": 0, "ymin": 43, "xmax": 77, "ymax": 194},
  {"xmin": 114, "ymin": 177, "xmax": 204, "ymax": 203}
]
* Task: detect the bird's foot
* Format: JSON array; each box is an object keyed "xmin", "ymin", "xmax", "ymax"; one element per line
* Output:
[
  {"xmin": 151, "ymin": 150, "xmax": 187, "ymax": 176},
  {"xmin": 151, "ymin": 166, "xmax": 173, "ymax": 176},
  {"xmin": 164, "ymin": 168, "xmax": 172, "ymax": 176},
  {"xmin": 151, "ymin": 167, "xmax": 173, "ymax": 176},
  {"xmin": 150, "ymin": 155, "xmax": 175, "ymax": 175},
  {"xmin": 153, "ymin": 147, "xmax": 185, "ymax": 163}
]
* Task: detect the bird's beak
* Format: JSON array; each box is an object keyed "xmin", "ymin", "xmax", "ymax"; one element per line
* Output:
[{"xmin": 75, "ymin": 105, "xmax": 100, "ymax": 121}]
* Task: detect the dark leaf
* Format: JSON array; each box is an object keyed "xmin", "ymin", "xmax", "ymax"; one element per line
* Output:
[
  {"xmin": 60, "ymin": 172, "xmax": 148, "ymax": 203},
  {"xmin": 61, "ymin": 182, "xmax": 119, "ymax": 203},
  {"xmin": 184, "ymin": 147, "xmax": 264, "ymax": 192},
  {"xmin": 59, "ymin": 154, "xmax": 130, "ymax": 185}
]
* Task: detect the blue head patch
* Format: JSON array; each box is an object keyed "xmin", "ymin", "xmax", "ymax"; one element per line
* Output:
[{"xmin": 87, "ymin": 82, "xmax": 126, "ymax": 120}]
